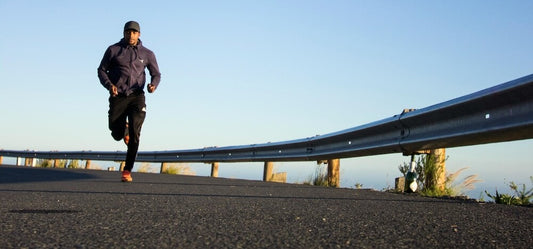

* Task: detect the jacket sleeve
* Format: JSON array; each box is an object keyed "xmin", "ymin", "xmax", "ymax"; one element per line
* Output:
[
  {"xmin": 146, "ymin": 51, "xmax": 162, "ymax": 88},
  {"xmin": 97, "ymin": 47, "xmax": 113, "ymax": 89}
]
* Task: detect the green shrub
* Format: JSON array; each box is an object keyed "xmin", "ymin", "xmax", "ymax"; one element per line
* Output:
[
  {"xmin": 485, "ymin": 190, "xmax": 521, "ymax": 205},
  {"xmin": 509, "ymin": 178, "xmax": 533, "ymax": 205},
  {"xmin": 36, "ymin": 159, "xmax": 53, "ymax": 168},
  {"xmin": 486, "ymin": 177, "xmax": 532, "ymax": 205},
  {"xmin": 67, "ymin": 160, "xmax": 80, "ymax": 169}
]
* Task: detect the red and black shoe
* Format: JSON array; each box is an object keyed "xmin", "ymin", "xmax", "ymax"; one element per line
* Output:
[{"xmin": 121, "ymin": 170, "xmax": 132, "ymax": 182}]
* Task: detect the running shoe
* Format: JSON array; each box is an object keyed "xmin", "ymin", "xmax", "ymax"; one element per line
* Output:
[{"xmin": 121, "ymin": 170, "xmax": 132, "ymax": 182}]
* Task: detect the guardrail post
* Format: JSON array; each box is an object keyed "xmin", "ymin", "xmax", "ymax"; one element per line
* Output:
[
  {"xmin": 16, "ymin": 157, "xmax": 21, "ymax": 166},
  {"xmin": 210, "ymin": 162, "xmax": 219, "ymax": 177},
  {"xmin": 271, "ymin": 172, "xmax": 287, "ymax": 183},
  {"xmin": 85, "ymin": 160, "xmax": 91, "ymax": 169},
  {"xmin": 431, "ymin": 148, "xmax": 446, "ymax": 191},
  {"xmin": 0, "ymin": 156, "xmax": 3, "ymax": 165},
  {"xmin": 263, "ymin": 161, "xmax": 273, "ymax": 181},
  {"xmin": 53, "ymin": 159, "xmax": 59, "ymax": 168},
  {"xmin": 327, "ymin": 159, "xmax": 340, "ymax": 187},
  {"xmin": 160, "ymin": 162, "xmax": 168, "ymax": 174},
  {"xmin": 395, "ymin": 177, "xmax": 405, "ymax": 192},
  {"xmin": 120, "ymin": 162, "xmax": 125, "ymax": 172}
]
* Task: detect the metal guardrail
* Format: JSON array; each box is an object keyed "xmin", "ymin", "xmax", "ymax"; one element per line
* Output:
[{"xmin": 2, "ymin": 74, "xmax": 533, "ymax": 163}]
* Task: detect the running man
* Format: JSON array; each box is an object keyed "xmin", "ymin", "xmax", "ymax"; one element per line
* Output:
[{"xmin": 97, "ymin": 21, "xmax": 161, "ymax": 182}]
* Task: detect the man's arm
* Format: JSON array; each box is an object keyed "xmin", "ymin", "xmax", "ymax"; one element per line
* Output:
[
  {"xmin": 146, "ymin": 51, "xmax": 161, "ymax": 93},
  {"xmin": 97, "ymin": 47, "xmax": 115, "ymax": 91}
]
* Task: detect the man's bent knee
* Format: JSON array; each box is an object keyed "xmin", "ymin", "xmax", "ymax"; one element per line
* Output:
[{"xmin": 111, "ymin": 130, "xmax": 123, "ymax": 141}]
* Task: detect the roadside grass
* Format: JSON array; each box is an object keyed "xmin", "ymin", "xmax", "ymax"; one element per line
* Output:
[
  {"xmin": 137, "ymin": 163, "xmax": 156, "ymax": 173},
  {"xmin": 485, "ymin": 176, "xmax": 532, "ymax": 206},
  {"xmin": 420, "ymin": 167, "xmax": 482, "ymax": 197},
  {"xmin": 36, "ymin": 159, "xmax": 80, "ymax": 168},
  {"xmin": 161, "ymin": 163, "xmax": 196, "ymax": 176},
  {"xmin": 302, "ymin": 164, "xmax": 330, "ymax": 187},
  {"xmin": 36, "ymin": 159, "xmax": 54, "ymax": 168}
]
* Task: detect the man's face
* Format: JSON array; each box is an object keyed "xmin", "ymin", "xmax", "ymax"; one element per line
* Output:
[{"xmin": 124, "ymin": 29, "xmax": 140, "ymax": 46}]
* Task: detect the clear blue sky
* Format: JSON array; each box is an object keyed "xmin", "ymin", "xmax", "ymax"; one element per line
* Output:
[{"xmin": 1, "ymin": 1, "xmax": 532, "ymax": 196}]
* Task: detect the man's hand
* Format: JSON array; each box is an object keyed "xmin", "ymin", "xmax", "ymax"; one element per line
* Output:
[
  {"xmin": 147, "ymin": 84, "xmax": 156, "ymax": 93},
  {"xmin": 109, "ymin": 84, "xmax": 118, "ymax": 97}
]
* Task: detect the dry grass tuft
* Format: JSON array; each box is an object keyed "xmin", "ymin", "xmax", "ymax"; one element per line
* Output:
[{"xmin": 162, "ymin": 163, "xmax": 196, "ymax": 176}]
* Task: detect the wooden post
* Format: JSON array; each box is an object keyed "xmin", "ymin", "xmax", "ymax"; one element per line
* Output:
[
  {"xmin": 263, "ymin": 161, "xmax": 273, "ymax": 181},
  {"xmin": 395, "ymin": 177, "xmax": 405, "ymax": 192},
  {"xmin": 85, "ymin": 160, "xmax": 91, "ymax": 169},
  {"xmin": 0, "ymin": 156, "xmax": 3, "ymax": 165},
  {"xmin": 431, "ymin": 148, "xmax": 446, "ymax": 191},
  {"xmin": 16, "ymin": 157, "xmax": 22, "ymax": 166},
  {"xmin": 120, "ymin": 161, "xmax": 126, "ymax": 172},
  {"xmin": 25, "ymin": 158, "xmax": 35, "ymax": 167},
  {"xmin": 327, "ymin": 159, "xmax": 340, "ymax": 187},
  {"xmin": 160, "ymin": 162, "xmax": 168, "ymax": 174},
  {"xmin": 210, "ymin": 162, "xmax": 219, "ymax": 177},
  {"xmin": 270, "ymin": 172, "xmax": 287, "ymax": 183},
  {"xmin": 53, "ymin": 159, "xmax": 59, "ymax": 168}
]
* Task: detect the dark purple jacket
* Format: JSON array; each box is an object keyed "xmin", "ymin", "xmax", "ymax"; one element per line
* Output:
[{"xmin": 98, "ymin": 39, "xmax": 161, "ymax": 96}]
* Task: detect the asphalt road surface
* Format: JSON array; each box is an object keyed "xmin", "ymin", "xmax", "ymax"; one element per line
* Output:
[{"xmin": 0, "ymin": 165, "xmax": 531, "ymax": 248}]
